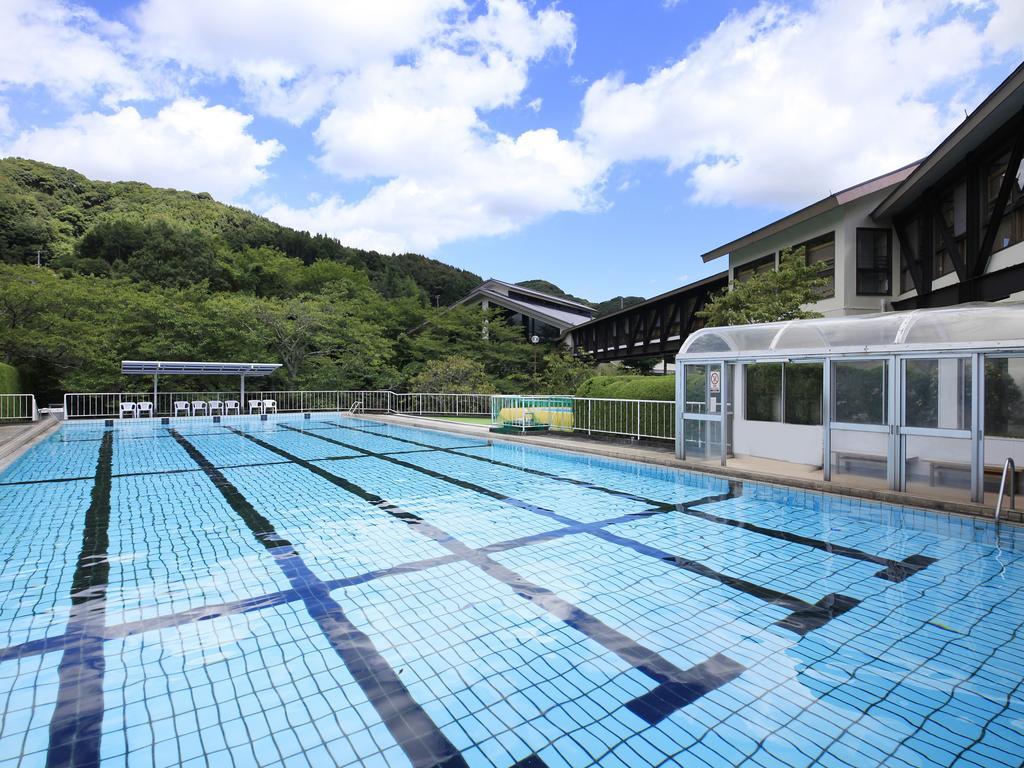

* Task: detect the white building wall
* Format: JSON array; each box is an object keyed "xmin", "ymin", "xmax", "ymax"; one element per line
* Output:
[
  {"xmin": 729, "ymin": 188, "xmax": 903, "ymax": 318},
  {"xmin": 730, "ymin": 363, "xmax": 824, "ymax": 466}
]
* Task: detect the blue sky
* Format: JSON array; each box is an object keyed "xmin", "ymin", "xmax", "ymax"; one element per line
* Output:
[{"xmin": 1, "ymin": 1, "xmax": 1021, "ymax": 302}]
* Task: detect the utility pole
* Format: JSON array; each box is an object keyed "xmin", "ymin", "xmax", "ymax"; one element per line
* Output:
[{"xmin": 36, "ymin": 249, "xmax": 41, "ymax": 267}]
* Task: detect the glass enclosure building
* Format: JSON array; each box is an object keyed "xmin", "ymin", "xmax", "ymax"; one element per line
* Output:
[{"xmin": 675, "ymin": 303, "xmax": 1024, "ymax": 505}]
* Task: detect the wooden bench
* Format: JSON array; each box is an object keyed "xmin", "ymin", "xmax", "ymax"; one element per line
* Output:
[
  {"xmin": 929, "ymin": 460, "xmax": 1024, "ymax": 488},
  {"xmin": 834, "ymin": 451, "xmax": 917, "ymax": 474}
]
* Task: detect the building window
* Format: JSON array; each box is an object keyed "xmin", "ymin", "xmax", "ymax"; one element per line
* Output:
[
  {"xmin": 733, "ymin": 253, "xmax": 775, "ymax": 283},
  {"xmin": 985, "ymin": 147, "xmax": 1024, "ymax": 254},
  {"xmin": 745, "ymin": 363, "xmax": 782, "ymax": 422},
  {"xmin": 802, "ymin": 233, "xmax": 835, "ymax": 298},
  {"xmin": 745, "ymin": 363, "xmax": 823, "ymax": 425},
  {"xmin": 856, "ymin": 228, "xmax": 892, "ymax": 295}
]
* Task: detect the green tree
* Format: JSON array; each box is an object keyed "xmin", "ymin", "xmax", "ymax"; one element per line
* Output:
[
  {"xmin": 697, "ymin": 246, "xmax": 826, "ymax": 327},
  {"xmin": 538, "ymin": 351, "xmax": 595, "ymax": 393},
  {"xmin": 407, "ymin": 355, "xmax": 495, "ymax": 393}
]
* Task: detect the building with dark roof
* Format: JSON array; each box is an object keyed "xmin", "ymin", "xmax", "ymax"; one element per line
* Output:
[{"xmin": 454, "ymin": 279, "xmax": 595, "ymax": 342}]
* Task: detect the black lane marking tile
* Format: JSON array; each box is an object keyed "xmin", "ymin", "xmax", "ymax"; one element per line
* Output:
[
  {"xmin": 774, "ymin": 594, "xmax": 862, "ymax": 636},
  {"xmin": 676, "ymin": 502, "xmax": 937, "ymax": 584},
  {"xmin": 169, "ymin": 430, "xmax": 467, "ymax": 768},
  {"xmin": 0, "ymin": 555, "xmax": 466, "ymax": 666},
  {"xmin": 0, "ymin": 476, "xmax": 94, "ymax": 487},
  {"xmin": 232, "ymin": 429, "xmax": 748, "ymax": 721},
  {"xmin": 511, "ymin": 755, "xmax": 549, "ymax": 768},
  {"xmin": 590, "ymin": 527, "xmax": 860, "ymax": 636},
  {"xmin": 624, "ymin": 653, "xmax": 747, "ymax": 725},
  {"xmin": 46, "ymin": 431, "xmax": 113, "ymax": 768},
  {"xmin": 278, "ymin": 425, "xmax": 858, "ymax": 633},
  {"xmin": 0, "ymin": 460, "xmax": 295, "ymax": 486},
  {"xmin": 324, "ymin": 420, "xmax": 937, "ymax": 585},
  {"xmin": 277, "ymin": 424, "xmax": 580, "ymax": 527},
  {"xmin": 874, "ymin": 553, "xmax": 938, "ymax": 582}
]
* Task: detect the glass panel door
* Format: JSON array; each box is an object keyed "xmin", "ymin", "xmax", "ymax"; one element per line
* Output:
[
  {"xmin": 900, "ymin": 356, "xmax": 975, "ymax": 502},
  {"xmin": 829, "ymin": 358, "xmax": 892, "ymax": 491},
  {"xmin": 982, "ymin": 355, "xmax": 1024, "ymax": 506},
  {"xmin": 682, "ymin": 363, "xmax": 726, "ymax": 463}
]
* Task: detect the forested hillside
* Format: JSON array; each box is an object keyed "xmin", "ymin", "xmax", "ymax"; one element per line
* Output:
[
  {"xmin": 0, "ymin": 159, "xmax": 597, "ymax": 402},
  {"xmin": 0, "ymin": 158, "xmax": 481, "ymax": 303}
]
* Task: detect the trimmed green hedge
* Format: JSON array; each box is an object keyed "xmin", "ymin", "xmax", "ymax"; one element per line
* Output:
[
  {"xmin": 0, "ymin": 363, "xmax": 20, "ymax": 395},
  {"xmin": 574, "ymin": 375, "xmax": 675, "ymax": 439},
  {"xmin": 574, "ymin": 375, "xmax": 675, "ymax": 401}
]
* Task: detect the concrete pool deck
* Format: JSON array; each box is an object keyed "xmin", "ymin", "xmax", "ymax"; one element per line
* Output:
[
  {"xmin": 0, "ymin": 416, "xmax": 60, "ymax": 473},
  {"xmin": 364, "ymin": 413, "xmax": 1023, "ymax": 526}
]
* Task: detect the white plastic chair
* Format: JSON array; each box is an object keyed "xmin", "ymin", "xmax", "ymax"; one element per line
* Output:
[
  {"xmin": 208, "ymin": 400, "xmax": 224, "ymax": 415},
  {"xmin": 173, "ymin": 401, "xmax": 190, "ymax": 417},
  {"xmin": 262, "ymin": 399, "xmax": 278, "ymax": 414},
  {"xmin": 248, "ymin": 399, "xmax": 264, "ymax": 414},
  {"xmin": 224, "ymin": 400, "xmax": 240, "ymax": 415},
  {"xmin": 191, "ymin": 400, "xmax": 209, "ymax": 416},
  {"xmin": 137, "ymin": 401, "xmax": 154, "ymax": 418},
  {"xmin": 119, "ymin": 402, "xmax": 137, "ymax": 419}
]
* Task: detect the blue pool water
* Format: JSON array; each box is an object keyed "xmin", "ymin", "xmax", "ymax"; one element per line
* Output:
[{"xmin": 0, "ymin": 414, "xmax": 1021, "ymax": 767}]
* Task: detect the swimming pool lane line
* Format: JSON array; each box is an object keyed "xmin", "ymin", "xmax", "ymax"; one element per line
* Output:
[
  {"xmin": 168, "ymin": 429, "xmax": 468, "ymax": 768},
  {"xmin": 317, "ymin": 420, "xmax": 936, "ymax": 584},
  {"xmin": 0, "ymin": 443, "xmax": 492, "ymax": 487},
  {"xmin": 227, "ymin": 427, "xmax": 748, "ymax": 729},
  {"xmin": 46, "ymin": 430, "xmax": 112, "ymax": 768},
  {"xmin": 0, "ymin": 500, "xmax": 695, "ymax": 668},
  {"xmin": 275, "ymin": 424, "xmax": 860, "ymax": 633}
]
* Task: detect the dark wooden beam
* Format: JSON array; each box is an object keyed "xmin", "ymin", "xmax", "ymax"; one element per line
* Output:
[
  {"xmin": 977, "ymin": 126, "xmax": 1024, "ymax": 276},
  {"xmin": 928, "ymin": 196, "xmax": 968, "ymax": 282},
  {"xmin": 893, "ymin": 218, "xmax": 924, "ymax": 293}
]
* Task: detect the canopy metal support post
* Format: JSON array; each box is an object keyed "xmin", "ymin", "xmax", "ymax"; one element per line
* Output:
[
  {"xmin": 153, "ymin": 372, "xmax": 159, "ymax": 413},
  {"xmin": 971, "ymin": 352, "xmax": 984, "ymax": 504},
  {"xmin": 240, "ymin": 374, "xmax": 246, "ymax": 405},
  {"xmin": 822, "ymin": 359, "xmax": 832, "ymax": 482},
  {"xmin": 720, "ymin": 362, "xmax": 729, "ymax": 467}
]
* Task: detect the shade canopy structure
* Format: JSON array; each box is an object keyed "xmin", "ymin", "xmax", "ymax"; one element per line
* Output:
[
  {"xmin": 678, "ymin": 302, "xmax": 1024, "ymax": 361},
  {"xmin": 121, "ymin": 360, "xmax": 282, "ymax": 402},
  {"xmin": 673, "ymin": 303, "xmax": 1024, "ymax": 506}
]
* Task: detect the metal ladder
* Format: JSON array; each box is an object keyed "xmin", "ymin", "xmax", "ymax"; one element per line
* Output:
[
  {"xmin": 347, "ymin": 401, "xmax": 364, "ymax": 415},
  {"xmin": 995, "ymin": 457, "xmax": 1016, "ymax": 523}
]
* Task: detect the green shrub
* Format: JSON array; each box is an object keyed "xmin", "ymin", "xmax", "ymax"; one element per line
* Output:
[
  {"xmin": 575, "ymin": 375, "xmax": 675, "ymax": 401},
  {"xmin": 0, "ymin": 363, "xmax": 20, "ymax": 394},
  {"xmin": 574, "ymin": 375, "xmax": 675, "ymax": 439}
]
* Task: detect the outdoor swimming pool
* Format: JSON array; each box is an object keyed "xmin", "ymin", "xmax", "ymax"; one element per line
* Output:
[{"xmin": 0, "ymin": 414, "xmax": 1021, "ymax": 767}]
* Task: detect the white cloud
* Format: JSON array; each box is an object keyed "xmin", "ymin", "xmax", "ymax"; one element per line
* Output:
[
  {"xmin": 0, "ymin": 0, "xmax": 149, "ymax": 105},
  {"xmin": 985, "ymin": 0, "xmax": 1024, "ymax": 56},
  {"xmin": 132, "ymin": 0, "xmax": 466, "ymax": 123},
  {"xmin": 0, "ymin": 104, "xmax": 12, "ymax": 136},
  {"xmin": 266, "ymin": 127, "xmax": 605, "ymax": 253},
  {"xmin": 5, "ymin": 99, "xmax": 282, "ymax": 201},
  {"xmin": 527, "ymin": 97, "xmax": 543, "ymax": 112},
  {"xmin": 579, "ymin": 0, "xmax": 1018, "ymax": 207},
  {"xmin": 263, "ymin": 0, "xmax": 593, "ymax": 252}
]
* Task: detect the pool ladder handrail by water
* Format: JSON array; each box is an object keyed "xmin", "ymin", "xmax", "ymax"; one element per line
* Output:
[
  {"xmin": 347, "ymin": 400, "xmax": 364, "ymax": 414},
  {"xmin": 995, "ymin": 457, "xmax": 1016, "ymax": 523}
]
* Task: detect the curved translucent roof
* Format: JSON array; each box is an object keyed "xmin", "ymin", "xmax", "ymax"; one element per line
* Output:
[{"xmin": 678, "ymin": 302, "xmax": 1024, "ymax": 359}]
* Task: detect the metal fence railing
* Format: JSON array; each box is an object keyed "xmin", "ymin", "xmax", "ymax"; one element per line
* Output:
[
  {"xmin": 61, "ymin": 390, "xmax": 494, "ymax": 420},
  {"xmin": 490, "ymin": 395, "xmax": 673, "ymax": 441},
  {"xmin": 0, "ymin": 394, "xmax": 37, "ymax": 422},
  {"xmin": 60, "ymin": 389, "xmax": 673, "ymax": 440},
  {"xmin": 393, "ymin": 393, "xmax": 492, "ymax": 416}
]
